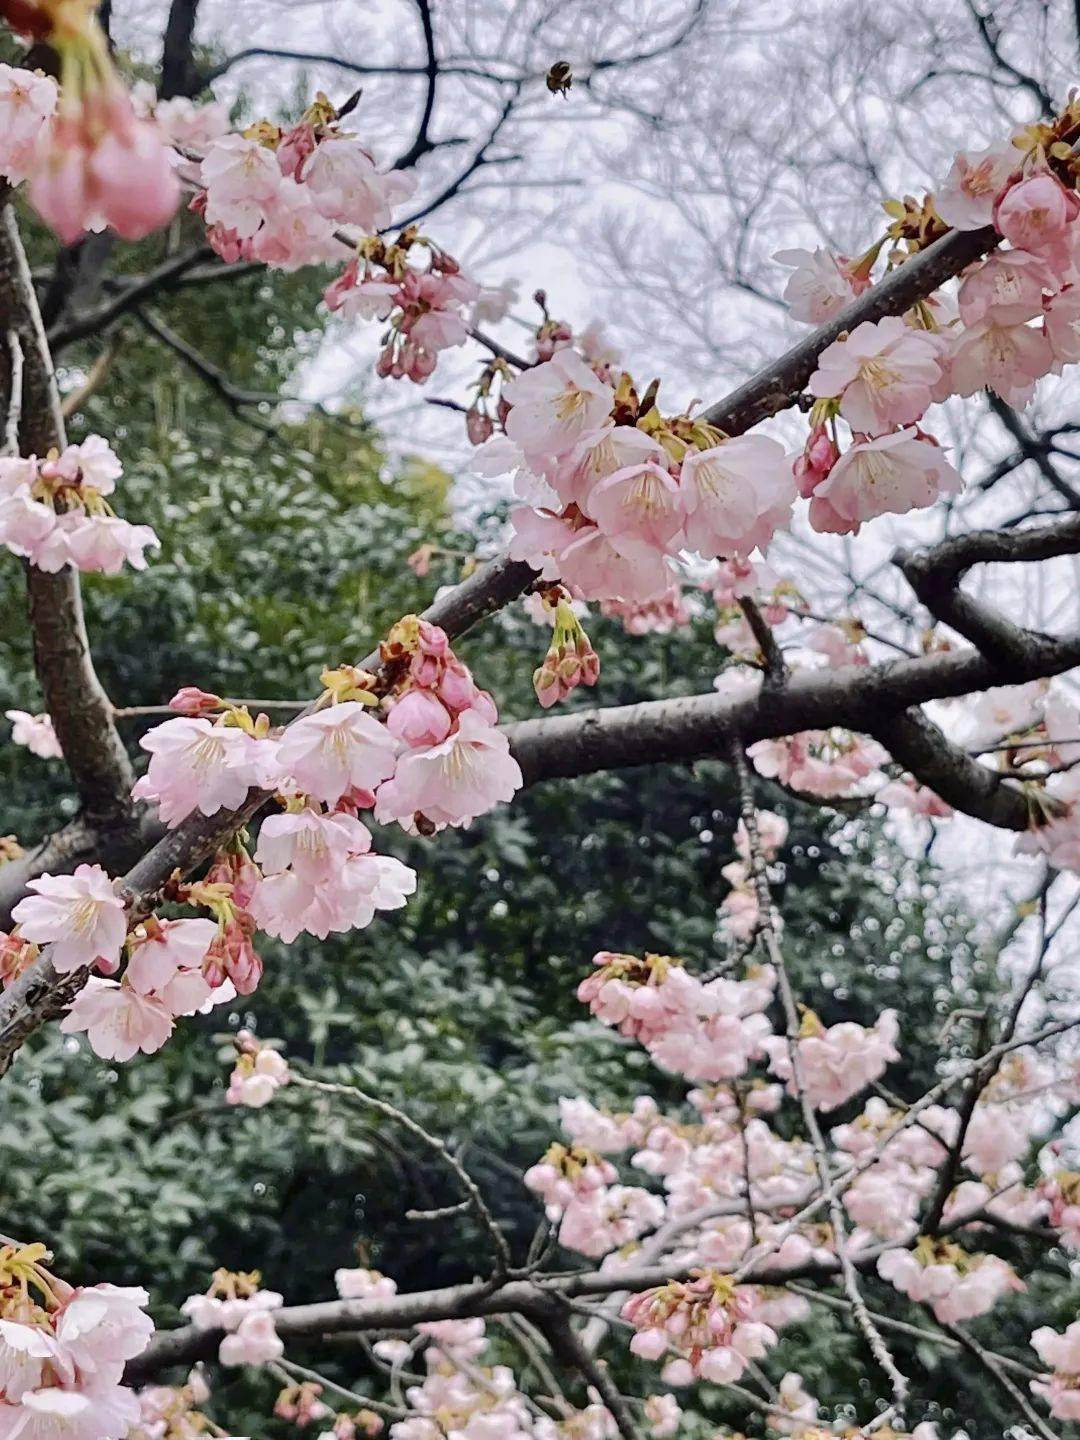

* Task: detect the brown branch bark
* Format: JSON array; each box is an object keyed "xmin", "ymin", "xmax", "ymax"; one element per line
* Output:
[{"xmin": 0, "ymin": 202, "xmax": 136, "ymax": 834}]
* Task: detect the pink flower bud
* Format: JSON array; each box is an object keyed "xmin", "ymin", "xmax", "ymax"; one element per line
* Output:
[
  {"xmin": 438, "ymin": 658, "xmax": 479, "ymax": 712},
  {"xmin": 169, "ymin": 686, "xmax": 223, "ymax": 717},
  {"xmin": 466, "ymin": 407, "xmax": 494, "ymax": 445},
  {"xmin": 386, "ymin": 689, "xmax": 453, "ymax": 748}
]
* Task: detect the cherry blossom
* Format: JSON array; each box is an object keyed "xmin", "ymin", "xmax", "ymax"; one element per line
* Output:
[
  {"xmin": 808, "ymin": 316, "xmax": 943, "ymax": 434},
  {"xmin": 274, "ymin": 703, "xmax": 400, "ymax": 806},
  {"xmin": 12, "ymin": 864, "xmax": 126, "ymax": 974},
  {"xmin": 935, "ymin": 142, "xmax": 1017, "ymax": 229},
  {"xmin": 762, "ymin": 1010, "xmax": 900, "ymax": 1111},
  {"xmin": 1031, "ymin": 1322, "xmax": 1080, "ymax": 1419},
  {"xmin": 133, "ymin": 717, "xmax": 267, "ymax": 826},
  {"xmin": 948, "ymin": 315, "xmax": 1054, "ymax": 405},
  {"xmin": 29, "ymin": 40, "xmax": 178, "ymax": 245},
  {"xmin": 218, "ymin": 1311, "xmax": 284, "ymax": 1367},
  {"xmin": 807, "ymin": 428, "xmax": 963, "ymax": 534},
  {"xmin": 5, "ymin": 709, "xmax": 61, "ymax": 759},
  {"xmin": 0, "ymin": 63, "xmax": 57, "ymax": 185},
  {"xmin": 877, "ymin": 1241, "xmax": 1023, "ymax": 1322},
  {"xmin": 60, "ymin": 978, "xmax": 175, "ymax": 1060},
  {"xmin": 994, "ymin": 172, "xmax": 1080, "ymax": 271},
  {"xmin": 622, "ymin": 1273, "xmax": 778, "ymax": 1384},
  {"xmin": 774, "ymin": 247, "xmax": 859, "ymax": 322},
  {"xmin": 374, "ymin": 708, "xmax": 522, "ymax": 830},
  {"xmin": 503, "ymin": 350, "xmax": 615, "ymax": 461},
  {"xmin": 300, "ymin": 133, "xmax": 415, "ymax": 229},
  {"xmin": 679, "ymin": 436, "xmax": 795, "ymax": 560}
]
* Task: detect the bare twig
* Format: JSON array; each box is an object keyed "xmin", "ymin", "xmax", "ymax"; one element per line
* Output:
[
  {"xmin": 728, "ymin": 737, "xmax": 909, "ymax": 1419},
  {"xmin": 292, "ymin": 1074, "xmax": 512, "ymax": 1278}
]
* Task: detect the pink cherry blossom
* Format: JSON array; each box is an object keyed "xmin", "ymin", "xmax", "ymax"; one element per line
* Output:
[
  {"xmin": 13, "ymin": 864, "xmax": 126, "ymax": 974},
  {"xmin": 218, "ymin": 1311, "xmax": 284, "ymax": 1368},
  {"xmin": 249, "ymin": 177, "xmax": 341, "ymax": 271},
  {"xmin": 274, "ymin": 703, "xmax": 400, "ymax": 805},
  {"xmin": 6, "ymin": 709, "xmax": 61, "ymax": 759},
  {"xmin": 55, "ymin": 1285, "xmax": 154, "ymax": 1386},
  {"xmin": 8, "ymin": 1382, "xmax": 141, "ymax": 1440},
  {"xmin": 133, "ymin": 717, "xmax": 265, "ymax": 827},
  {"xmin": 59, "ymin": 977, "xmax": 174, "ymax": 1060},
  {"xmin": 125, "ymin": 918, "xmax": 218, "ymax": 995},
  {"xmin": 678, "ymin": 436, "xmax": 795, "ymax": 560},
  {"xmin": 948, "ymin": 316, "xmax": 1054, "ymax": 405},
  {"xmin": 386, "ymin": 689, "xmax": 453, "ymax": 748},
  {"xmin": 583, "ymin": 459, "xmax": 683, "ymax": 549},
  {"xmin": 557, "ymin": 425, "xmax": 667, "ymax": 510},
  {"xmin": 29, "ymin": 75, "xmax": 179, "ymax": 245},
  {"xmin": 374, "ymin": 708, "xmax": 521, "ymax": 829},
  {"xmin": 935, "ymin": 143, "xmax": 1017, "ymax": 229},
  {"xmin": 774, "ymin": 247, "xmax": 858, "ymax": 322},
  {"xmin": 762, "ymin": 1010, "xmax": 899, "ymax": 1110},
  {"xmin": 200, "ymin": 134, "xmax": 284, "ymax": 238},
  {"xmin": 0, "ymin": 63, "xmax": 57, "ymax": 185},
  {"xmin": 335, "ymin": 1268, "xmax": 398, "ymax": 1300},
  {"xmin": 227, "ymin": 1048, "xmax": 291, "ymax": 1108},
  {"xmin": 300, "ymin": 134, "xmax": 415, "ymax": 230},
  {"xmin": 808, "ymin": 316, "xmax": 943, "ymax": 434},
  {"xmin": 254, "ymin": 808, "xmax": 372, "ymax": 882},
  {"xmin": 994, "ymin": 173, "xmax": 1080, "ymax": 271},
  {"xmin": 958, "ymin": 249, "xmax": 1057, "ymax": 328},
  {"xmin": 877, "ymin": 1245, "xmax": 1023, "ymax": 1323},
  {"xmin": 64, "ymin": 515, "xmax": 160, "ymax": 574},
  {"xmin": 503, "ymin": 350, "xmax": 614, "ymax": 460},
  {"xmin": 1044, "ymin": 284, "xmax": 1080, "ymax": 364},
  {"xmin": 808, "ymin": 428, "xmax": 962, "ymax": 534}
]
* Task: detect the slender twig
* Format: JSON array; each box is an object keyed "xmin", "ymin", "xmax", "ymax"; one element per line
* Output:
[
  {"xmin": 737, "ymin": 596, "xmax": 786, "ymax": 680},
  {"xmin": 728, "ymin": 737, "xmax": 909, "ymax": 1420},
  {"xmin": 271, "ymin": 1357, "xmax": 405, "ymax": 1419},
  {"xmin": 539, "ymin": 1311, "xmax": 646, "ymax": 1440},
  {"xmin": 938, "ymin": 1319, "xmax": 1058, "ymax": 1440},
  {"xmin": 292, "ymin": 1074, "xmax": 512, "ymax": 1278}
]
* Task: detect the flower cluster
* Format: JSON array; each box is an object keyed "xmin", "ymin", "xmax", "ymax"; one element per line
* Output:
[
  {"xmin": 389, "ymin": 1317, "xmax": 616, "ymax": 1440},
  {"xmin": 226, "ymin": 1031, "xmax": 291, "ymax": 1108},
  {"xmin": 621, "ymin": 1272, "xmax": 778, "ymax": 1385},
  {"xmin": 495, "ymin": 349, "xmax": 796, "ymax": 605},
  {"xmin": 762, "ymin": 1008, "xmax": 901, "ymax": 1113},
  {"xmin": 718, "ymin": 807, "xmax": 787, "ymax": 942},
  {"xmin": 530, "ymin": 587, "xmax": 600, "ymax": 707},
  {"xmin": 789, "ymin": 116, "xmax": 1080, "ymax": 534},
  {"xmin": 0, "ymin": 1239, "xmax": 153, "ymax": 1440},
  {"xmin": 876, "ymin": 1239, "xmax": 1024, "ymax": 1323},
  {"xmin": 0, "ymin": 439, "xmax": 158, "ymax": 574},
  {"xmin": 193, "ymin": 94, "xmax": 413, "ymax": 271},
  {"xmin": 524, "ymin": 1142, "xmax": 664, "ymax": 1256},
  {"xmin": 1031, "ymin": 1322, "xmax": 1080, "ymax": 1420},
  {"xmin": 326, "ymin": 236, "xmax": 482, "ymax": 383},
  {"xmin": 0, "ymin": 18, "xmax": 178, "ymax": 244},
  {"xmin": 576, "ymin": 950, "xmax": 775, "ymax": 1082},
  {"xmin": 180, "ymin": 1269, "xmax": 284, "ymax": 1368}
]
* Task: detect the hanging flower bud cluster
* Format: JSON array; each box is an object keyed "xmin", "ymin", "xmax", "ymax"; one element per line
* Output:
[
  {"xmin": 0, "ymin": 4, "xmax": 178, "ymax": 243},
  {"xmin": 531, "ymin": 586, "xmax": 600, "ymax": 707},
  {"xmin": 621, "ymin": 1272, "xmax": 779, "ymax": 1385},
  {"xmin": 325, "ymin": 229, "xmax": 486, "ymax": 383}
]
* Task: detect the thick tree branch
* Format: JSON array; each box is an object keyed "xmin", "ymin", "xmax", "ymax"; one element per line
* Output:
[
  {"xmin": 701, "ymin": 223, "xmax": 999, "ymax": 435},
  {"xmin": 0, "ymin": 202, "xmax": 136, "ymax": 832},
  {"xmin": 159, "ymin": 0, "xmax": 203, "ymax": 99}
]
